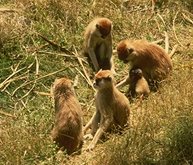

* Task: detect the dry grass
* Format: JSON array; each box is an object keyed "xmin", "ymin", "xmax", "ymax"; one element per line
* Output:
[{"xmin": 0, "ymin": 0, "xmax": 193, "ymax": 164}]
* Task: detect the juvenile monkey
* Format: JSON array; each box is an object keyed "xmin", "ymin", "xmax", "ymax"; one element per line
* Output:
[
  {"xmin": 116, "ymin": 39, "xmax": 173, "ymax": 90},
  {"xmin": 51, "ymin": 77, "xmax": 83, "ymax": 155},
  {"xmin": 84, "ymin": 70, "xmax": 130, "ymax": 151},
  {"xmin": 127, "ymin": 68, "xmax": 150, "ymax": 99},
  {"xmin": 83, "ymin": 17, "xmax": 113, "ymax": 72}
]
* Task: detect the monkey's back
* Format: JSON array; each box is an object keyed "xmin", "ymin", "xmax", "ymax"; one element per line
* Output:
[
  {"xmin": 112, "ymin": 88, "xmax": 130, "ymax": 127},
  {"xmin": 128, "ymin": 40, "xmax": 173, "ymax": 81},
  {"xmin": 51, "ymin": 96, "xmax": 83, "ymax": 154}
]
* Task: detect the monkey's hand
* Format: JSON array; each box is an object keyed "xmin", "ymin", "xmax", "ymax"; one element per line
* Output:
[{"xmin": 83, "ymin": 133, "xmax": 93, "ymax": 140}]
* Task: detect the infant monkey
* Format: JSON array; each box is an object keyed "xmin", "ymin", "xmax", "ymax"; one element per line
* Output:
[
  {"xmin": 51, "ymin": 77, "xmax": 83, "ymax": 155},
  {"xmin": 83, "ymin": 17, "xmax": 113, "ymax": 72},
  {"xmin": 127, "ymin": 68, "xmax": 150, "ymax": 100},
  {"xmin": 84, "ymin": 70, "xmax": 130, "ymax": 151}
]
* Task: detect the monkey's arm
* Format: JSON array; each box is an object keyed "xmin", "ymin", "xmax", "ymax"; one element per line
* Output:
[
  {"xmin": 83, "ymin": 110, "xmax": 100, "ymax": 135},
  {"xmin": 116, "ymin": 76, "xmax": 130, "ymax": 88}
]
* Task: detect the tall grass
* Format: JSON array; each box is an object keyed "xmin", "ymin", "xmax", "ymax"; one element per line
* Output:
[{"xmin": 0, "ymin": 0, "xmax": 193, "ymax": 164}]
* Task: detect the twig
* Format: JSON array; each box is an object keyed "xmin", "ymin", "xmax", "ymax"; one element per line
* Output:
[
  {"xmin": 0, "ymin": 8, "xmax": 18, "ymax": 13},
  {"xmin": 157, "ymin": 13, "xmax": 166, "ymax": 27},
  {"xmin": 73, "ymin": 46, "xmax": 95, "ymax": 91},
  {"xmin": 182, "ymin": 13, "xmax": 193, "ymax": 25},
  {"xmin": 151, "ymin": 39, "xmax": 164, "ymax": 44},
  {"xmin": 38, "ymin": 33, "xmax": 72, "ymax": 54},
  {"xmin": 173, "ymin": 11, "xmax": 185, "ymax": 48},
  {"xmin": 164, "ymin": 31, "xmax": 169, "ymax": 54},
  {"xmin": 73, "ymin": 75, "xmax": 79, "ymax": 88},
  {"xmin": 37, "ymin": 51, "xmax": 88, "ymax": 64},
  {"xmin": 18, "ymin": 81, "xmax": 37, "ymax": 100},
  {"xmin": 0, "ymin": 67, "xmax": 26, "ymax": 89},
  {"xmin": 0, "ymin": 109, "xmax": 15, "ymax": 118},
  {"xmin": 12, "ymin": 68, "xmax": 67, "ymax": 96},
  {"xmin": 34, "ymin": 53, "xmax": 39, "ymax": 76},
  {"xmin": 169, "ymin": 44, "xmax": 178, "ymax": 58},
  {"xmin": 33, "ymin": 91, "xmax": 51, "ymax": 96}
]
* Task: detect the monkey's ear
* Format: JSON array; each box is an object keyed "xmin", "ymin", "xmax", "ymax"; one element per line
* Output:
[{"xmin": 127, "ymin": 48, "xmax": 134, "ymax": 54}]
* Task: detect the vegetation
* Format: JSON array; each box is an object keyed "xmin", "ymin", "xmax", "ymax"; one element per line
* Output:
[{"xmin": 0, "ymin": 0, "xmax": 193, "ymax": 164}]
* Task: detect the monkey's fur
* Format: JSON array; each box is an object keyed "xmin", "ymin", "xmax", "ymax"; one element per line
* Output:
[
  {"xmin": 117, "ymin": 39, "xmax": 172, "ymax": 89},
  {"xmin": 51, "ymin": 77, "xmax": 83, "ymax": 155},
  {"xmin": 127, "ymin": 68, "xmax": 150, "ymax": 99},
  {"xmin": 84, "ymin": 70, "xmax": 130, "ymax": 151},
  {"xmin": 83, "ymin": 17, "xmax": 113, "ymax": 72}
]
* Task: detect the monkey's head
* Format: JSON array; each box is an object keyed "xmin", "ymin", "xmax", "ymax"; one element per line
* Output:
[
  {"xmin": 52, "ymin": 77, "xmax": 73, "ymax": 97},
  {"xmin": 96, "ymin": 18, "xmax": 112, "ymax": 39},
  {"xmin": 93, "ymin": 70, "xmax": 113, "ymax": 90},
  {"xmin": 129, "ymin": 68, "xmax": 143, "ymax": 81},
  {"xmin": 117, "ymin": 39, "xmax": 135, "ymax": 63}
]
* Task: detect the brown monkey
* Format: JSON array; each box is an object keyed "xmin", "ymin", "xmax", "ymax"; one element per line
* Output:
[
  {"xmin": 127, "ymin": 68, "xmax": 150, "ymax": 99},
  {"xmin": 83, "ymin": 17, "xmax": 113, "ymax": 72},
  {"xmin": 84, "ymin": 70, "xmax": 130, "ymax": 151},
  {"xmin": 116, "ymin": 39, "xmax": 172, "ymax": 90},
  {"xmin": 51, "ymin": 77, "xmax": 83, "ymax": 155}
]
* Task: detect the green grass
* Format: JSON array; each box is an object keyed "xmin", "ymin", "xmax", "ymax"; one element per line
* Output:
[{"xmin": 0, "ymin": 0, "xmax": 193, "ymax": 164}]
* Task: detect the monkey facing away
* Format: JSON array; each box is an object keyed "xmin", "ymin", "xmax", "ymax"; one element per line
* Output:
[
  {"xmin": 84, "ymin": 70, "xmax": 130, "ymax": 151},
  {"xmin": 127, "ymin": 68, "xmax": 150, "ymax": 99},
  {"xmin": 83, "ymin": 17, "xmax": 113, "ymax": 72},
  {"xmin": 116, "ymin": 39, "xmax": 173, "ymax": 90},
  {"xmin": 51, "ymin": 77, "xmax": 83, "ymax": 155}
]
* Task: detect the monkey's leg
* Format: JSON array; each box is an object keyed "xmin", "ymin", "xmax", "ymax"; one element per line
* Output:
[{"xmin": 87, "ymin": 115, "xmax": 113, "ymax": 151}]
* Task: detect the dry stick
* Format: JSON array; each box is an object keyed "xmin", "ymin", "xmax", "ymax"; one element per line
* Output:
[
  {"xmin": 0, "ymin": 67, "xmax": 26, "ymax": 89},
  {"xmin": 169, "ymin": 44, "xmax": 178, "ymax": 58},
  {"xmin": 151, "ymin": 39, "xmax": 164, "ymax": 44},
  {"xmin": 164, "ymin": 31, "xmax": 169, "ymax": 54},
  {"xmin": 157, "ymin": 13, "xmax": 166, "ymax": 27},
  {"xmin": 1, "ymin": 76, "xmax": 27, "ymax": 92},
  {"xmin": 73, "ymin": 46, "xmax": 95, "ymax": 91},
  {"xmin": 38, "ymin": 33, "xmax": 72, "ymax": 54},
  {"xmin": 34, "ymin": 53, "xmax": 39, "ymax": 76},
  {"xmin": 37, "ymin": 51, "xmax": 88, "ymax": 64},
  {"xmin": 33, "ymin": 91, "xmax": 51, "ymax": 96},
  {"xmin": 12, "ymin": 68, "xmax": 67, "ymax": 96},
  {"xmin": 173, "ymin": 11, "xmax": 185, "ymax": 48},
  {"xmin": 0, "ymin": 110, "xmax": 15, "ymax": 118},
  {"xmin": 182, "ymin": 13, "xmax": 193, "ymax": 25},
  {"xmin": 19, "ymin": 80, "xmax": 37, "ymax": 100}
]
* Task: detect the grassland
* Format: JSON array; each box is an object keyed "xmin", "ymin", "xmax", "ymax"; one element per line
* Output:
[{"xmin": 0, "ymin": 0, "xmax": 193, "ymax": 164}]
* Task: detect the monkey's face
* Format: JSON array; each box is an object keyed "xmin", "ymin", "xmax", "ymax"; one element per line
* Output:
[
  {"xmin": 93, "ymin": 77, "xmax": 112, "ymax": 89},
  {"xmin": 129, "ymin": 69, "xmax": 143, "ymax": 81},
  {"xmin": 94, "ymin": 70, "xmax": 113, "ymax": 89},
  {"xmin": 96, "ymin": 20, "xmax": 111, "ymax": 39},
  {"xmin": 117, "ymin": 41, "xmax": 134, "ymax": 63}
]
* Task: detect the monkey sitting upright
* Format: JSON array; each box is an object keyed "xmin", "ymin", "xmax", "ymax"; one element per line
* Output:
[
  {"xmin": 51, "ymin": 77, "xmax": 83, "ymax": 155},
  {"xmin": 127, "ymin": 68, "xmax": 150, "ymax": 100},
  {"xmin": 83, "ymin": 17, "xmax": 114, "ymax": 72},
  {"xmin": 116, "ymin": 39, "xmax": 173, "ymax": 90},
  {"xmin": 83, "ymin": 70, "xmax": 130, "ymax": 151}
]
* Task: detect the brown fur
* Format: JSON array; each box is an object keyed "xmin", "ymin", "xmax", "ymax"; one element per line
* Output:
[
  {"xmin": 84, "ymin": 70, "xmax": 130, "ymax": 151},
  {"xmin": 83, "ymin": 17, "xmax": 113, "ymax": 72},
  {"xmin": 117, "ymin": 39, "xmax": 173, "ymax": 89},
  {"xmin": 127, "ymin": 68, "xmax": 150, "ymax": 99},
  {"xmin": 51, "ymin": 77, "xmax": 83, "ymax": 155}
]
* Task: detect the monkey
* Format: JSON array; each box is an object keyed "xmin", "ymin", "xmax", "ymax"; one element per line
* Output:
[
  {"xmin": 51, "ymin": 77, "xmax": 83, "ymax": 155},
  {"xmin": 84, "ymin": 70, "xmax": 130, "ymax": 151},
  {"xmin": 116, "ymin": 39, "xmax": 173, "ymax": 90},
  {"xmin": 127, "ymin": 68, "xmax": 150, "ymax": 100},
  {"xmin": 83, "ymin": 17, "xmax": 114, "ymax": 72}
]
